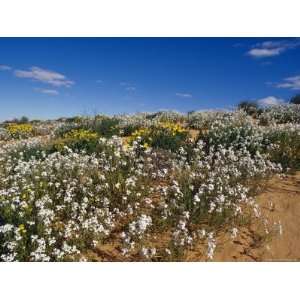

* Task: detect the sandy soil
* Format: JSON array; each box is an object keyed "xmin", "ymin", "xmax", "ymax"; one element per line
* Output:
[{"xmin": 211, "ymin": 171, "xmax": 300, "ymax": 262}]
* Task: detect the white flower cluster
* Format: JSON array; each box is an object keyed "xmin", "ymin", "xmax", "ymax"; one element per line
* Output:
[
  {"xmin": 0, "ymin": 138, "xmax": 153, "ymax": 261},
  {"xmin": 258, "ymin": 104, "xmax": 300, "ymax": 125}
]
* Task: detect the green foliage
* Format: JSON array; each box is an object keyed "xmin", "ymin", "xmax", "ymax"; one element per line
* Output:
[
  {"xmin": 265, "ymin": 126, "xmax": 300, "ymax": 171},
  {"xmin": 120, "ymin": 124, "xmax": 141, "ymax": 136},
  {"xmin": 65, "ymin": 116, "xmax": 84, "ymax": 123},
  {"xmin": 89, "ymin": 116, "xmax": 120, "ymax": 137},
  {"xmin": 52, "ymin": 129, "xmax": 99, "ymax": 153},
  {"xmin": 237, "ymin": 100, "xmax": 259, "ymax": 116},
  {"xmin": 290, "ymin": 94, "xmax": 300, "ymax": 105},
  {"xmin": 128, "ymin": 122, "xmax": 188, "ymax": 152},
  {"xmin": 54, "ymin": 123, "xmax": 81, "ymax": 138}
]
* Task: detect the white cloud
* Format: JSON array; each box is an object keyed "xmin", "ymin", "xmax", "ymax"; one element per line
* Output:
[
  {"xmin": 176, "ymin": 92, "xmax": 192, "ymax": 98},
  {"xmin": 276, "ymin": 75, "xmax": 300, "ymax": 90},
  {"xmin": 125, "ymin": 86, "xmax": 136, "ymax": 91},
  {"xmin": 248, "ymin": 48, "xmax": 283, "ymax": 58},
  {"xmin": 120, "ymin": 82, "xmax": 136, "ymax": 91},
  {"xmin": 15, "ymin": 66, "xmax": 74, "ymax": 87},
  {"xmin": 34, "ymin": 88, "xmax": 59, "ymax": 95},
  {"xmin": 257, "ymin": 96, "xmax": 285, "ymax": 107},
  {"xmin": 247, "ymin": 39, "xmax": 300, "ymax": 58},
  {"xmin": 0, "ymin": 65, "xmax": 12, "ymax": 71}
]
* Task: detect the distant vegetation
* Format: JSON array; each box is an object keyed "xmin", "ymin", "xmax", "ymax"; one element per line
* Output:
[
  {"xmin": 290, "ymin": 94, "xmax": 300, "ymax": 105},
  {"xmin": 237, "ymin": 100, "xmax": 259, "ymax": 116}
]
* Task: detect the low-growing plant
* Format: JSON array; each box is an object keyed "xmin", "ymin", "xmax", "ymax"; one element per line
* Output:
[
  {"xmin": 128, "ymin": 122, "xmax": 188, "ymax": 152},
  {"xmin": 52, "ymin": 129, "xmax": 99, "ymax": 153},
  {"xmin": 290, "ymin": 94, "xmax": 300, "ymax": 105},
  {"xmin": 0, "ymin": 128, "xmax": 10, "ymax": 141},
  {"xmin": 238, "ymin": 100, "xmax": 259, "ymax": 116},
  {"xmin": 264, "ymin": 124, "xmax": 300, "ymax": 170},
  {"xmin": 258, "ymin": 104, "xmax": 300, "ymax": 125},
  {"xmin": 199, "ymin": 116, "xmax": 264, "ymax": 156},
  {"xmin": 6, "ymin": 123, "xmax": 34, "ymax": 139},
  {"xmin": 89, "ymin": 116, "xmax": 120, "ymax": 137}
]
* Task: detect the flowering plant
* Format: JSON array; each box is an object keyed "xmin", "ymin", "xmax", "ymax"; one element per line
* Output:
[
  {"xmin": 6, "ymin": 123, "xmax": 34, "ymax": 139},
  {"xmin": 0, "ymin": 105, "xmax": 298, "ymax": 261}
]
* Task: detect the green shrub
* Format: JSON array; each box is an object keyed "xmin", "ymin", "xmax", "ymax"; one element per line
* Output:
[
  {"xmin": 237, "ymin": 101, "xmax": 259, "ymax": 116},
  {"xmin": 54, "ymin": 123, "xmax": 81, "ymax": 138},
  {"xmin": 265, "ymin": 125, "xmax": 300, "ymax": 171},
  {"xmin": 290, "ymin": 94, "xmax": 300, "ymax": 105},
  {"xmin": 200, "ymin": 120, "xmax": 265, "ymax": 156},
  {"xmin": 52, "ymin": 129, "xmax": 99, "ymax": 153},
  {"xmin": 89, "ymin": 116, "xmax": 120, "ymax": 137},
  {"xmin": 128, "ymin": 122, "xmax": 188, "ymax": 152}
]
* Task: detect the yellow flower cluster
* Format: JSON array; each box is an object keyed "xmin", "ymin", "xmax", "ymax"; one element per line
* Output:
[
  {"xmin": 125, "ymin": 123, "xmax": 187, "ymax": 150},
  {"xmin": 63, "ymin": 129, "xmax": 98, "ymax": 140},
  {"xmin": 128, "ymin": 128, "xmax": 150, "ymax": 142},
  {"xmin": 143, "ymin": 142, "xmax": 150, "ymax": 149},
  {"xmin": 7, "ymin": 123, "xmax": 33, "ymax": 138},
  {"xmin": 125, "ymin": 128, "xmax": 152, "ymax": 149},
  {"xmin": 130, "ymin": 128, "xmax": 151, "ymax": 139},
  {"xmin": 18, "ymin": 224, "xmax": 27, "ymax": 234},
  {"xmin": 159, "ymin": 122, "xmax": 186, "ymax": 135},
  {"xmin": 53, "ymin": 129, "xmax": 99, "ymax": 151}
]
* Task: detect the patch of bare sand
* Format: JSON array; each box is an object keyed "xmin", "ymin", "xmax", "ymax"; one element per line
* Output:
[
  {"xmin": 256, "ymin": 172, "xmax": 300, "ymax": 262},
  {"xmin": 186, "ymin": 172, "xmax": 300, "ymax": 262}
]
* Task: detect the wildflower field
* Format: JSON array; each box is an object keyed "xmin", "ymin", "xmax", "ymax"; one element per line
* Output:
[{"xmin": 0, "ymin": 105, "xmax": 299, "ymax": 262}]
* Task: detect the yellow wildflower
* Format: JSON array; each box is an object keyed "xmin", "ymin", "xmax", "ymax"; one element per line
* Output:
[
  {"xmin": 7, "ymin": 123, "xmax": 33, "ymax": 138},
  {"xmin": 18, "ymin": 224, "xmax": 27, "ymax": 234},
  {"xmin": 64, "ymin": 129, "xmax": 98, "ymax": 140},
  {"xmin": 143, "ymin": 142, "xmax": 150, "ymax": 149}
]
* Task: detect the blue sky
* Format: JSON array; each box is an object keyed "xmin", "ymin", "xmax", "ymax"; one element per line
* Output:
[{"xmin": 0, "ymin": 37, "xmax": 300, "ymax": 120}]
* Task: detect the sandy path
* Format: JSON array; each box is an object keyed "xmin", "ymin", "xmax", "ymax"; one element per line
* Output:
[
  {"xmin": 256, "ymin": 172, "xmax": 300, "ymax": 261},
  {"xmin": 211, "ymin": 172, "xmax": 300, "ymax": 261}
]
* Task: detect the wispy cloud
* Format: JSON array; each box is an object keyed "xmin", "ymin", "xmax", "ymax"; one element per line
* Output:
[
  {"xmin": 257, "ymin": 96, "xmax": 285, "ymax": 107},
  {"xmin": 247, "ymin": 39, "xmax": 300, "ymax": 58},
  {"xmin": 34, "ymin": 88, "xmax": 59, "ymax": 95},
  {"xmin": 176, "ymin": 92, "xmax": 192, "ymax": 98},
  {"xmin": 15, "ymin": 66, "xmax": 74, "ymax": 87},
  {"xmin": 276, "ymin": 75, "xmax": 300, "ymax": 90},
  {"xmin": 0, "ymin": 64, "xmax": 12, "ymax": 71},
  {"xmin": 125, "ymin": 86, "xmax": 136, "ymax": 91},
  {"xmin": 120, "ymin": 82, "xmax": 136, "ymax": 91},
  {"xmin": 96, "ymin": 80, "xmax": 103, "ymax": 84},
  {"xmin": 248, "ymin": 48, "xmax": 283, "ymax": 58}
]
